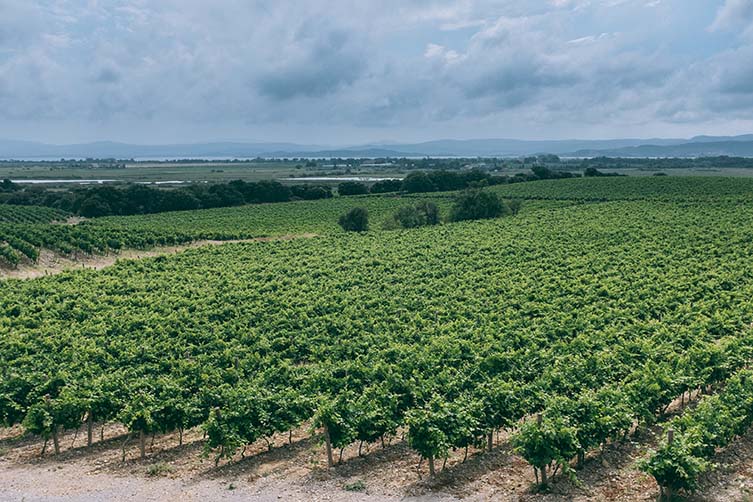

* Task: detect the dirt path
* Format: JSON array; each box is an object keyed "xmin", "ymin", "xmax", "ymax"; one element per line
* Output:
[
  {"xmin": 0, "ymin": 415, "xmax": 750, "ymax": 502},
  {"xmin": 0, "ymin": 234, "xmax": 318, "ymax": 281}
]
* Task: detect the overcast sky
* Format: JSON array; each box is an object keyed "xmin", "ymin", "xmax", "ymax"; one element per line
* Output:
[{"xmin": 2, "ymin": 0, "xmax": 753, "ymax": 145}]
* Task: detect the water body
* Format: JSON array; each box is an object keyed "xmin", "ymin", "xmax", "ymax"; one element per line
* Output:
[
  {"xmin": 10, "ymin": 179, "xmax": 118, "ymax": 184},
  {"xmin": 285, "ymin": 176, "xmax": 402, "ymax": 182},
  {"xmin": 11, "ymin": 179, "xmax": 206, "ymax": 185}
]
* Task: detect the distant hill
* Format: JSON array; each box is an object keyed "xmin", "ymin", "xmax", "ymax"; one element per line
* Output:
[
  {"xmin": 572, "ymin": 140, "xmax": 753, "ymax": 158},
  {"xmin": 2, "ymin": 135, "xmax": 753, "ymax": 159}
]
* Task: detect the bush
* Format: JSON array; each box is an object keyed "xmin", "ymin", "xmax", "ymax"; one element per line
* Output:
[
  {"xmin": 1, "ymin": 179, "xmax": 18, "ymax": 192},
  {"xmin": 387, "ymin": 201, "xmax": 441, "ymax": 229},
  {"xmin": 450, "ymin": 189, "xmax": 508, "ymax": 222},
  {"xmin": 583, "ymin": 167, "xmax": 624, "ymax": 178},
  {"xmin": 343, "ymin": 480, "xmax": 366, "ymax": 492},
  {"xmin": 338, "ymin": 182, "xmax": 368, "ymax": 196},
  {"xmin": 290, "ymin": 185, "xmax": 333, "ymax": 200},
  {"xmin": 338, "ymin": 207, "xmax": 369, "ymax": 232},
  {"xmin": 146, "ymin": 462, "xmax": 175, "ymax": 477},
  {"xmin": 508, "ymin": 199, "xmax": 523, "ymax": 215},
  {"xmin": 79, "ymin": 197, "xmax": 113, "ymax": 218},
  {"xmin": 638, "ymin": 432, "xmax": 710, "ymax": 498},
  {"xmin": 512, "ymin": 415, "xmax": 579, "ymax": 487}
]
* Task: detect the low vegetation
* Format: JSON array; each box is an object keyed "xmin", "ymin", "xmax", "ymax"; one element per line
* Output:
[
  {"xmin": 338, "ymin": 207, "xmax": 369, "ymax": 232},
  {"xmin": 383, "ymin": 201, "xmax": 440, "ymax": 229},
  {"xmin": 449, "ymin": 189, "xmax": 508, "ymax": 222}
]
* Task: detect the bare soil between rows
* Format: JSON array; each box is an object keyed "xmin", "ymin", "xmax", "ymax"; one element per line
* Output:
[
  {"xmin": 1, "ymin": 418, "xmax": 752, "ymax": 502},
  {"xmin": 0, "ymin": 234, "xmax": 318, "ymax": 280}
]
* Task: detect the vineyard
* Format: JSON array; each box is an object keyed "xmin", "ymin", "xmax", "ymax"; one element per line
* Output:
[
  {"xmin": 0, "ymin": 195, "xmax": 462, "ymax": 269},
  {"xmin": 3, "ymin": 177, "xmax": 753, "ymax": 499},
  {"xmin": 483, "ymin": 175, "xmax": 753, "ymax": 201},
  {"xmin": 0, "ymin": 205, "xmax": 69, "ymax": 224}
]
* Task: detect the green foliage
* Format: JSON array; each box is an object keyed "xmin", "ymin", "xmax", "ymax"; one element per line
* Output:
[
  {"xmin": 640, "ymin": 369, "xmax": 753, "ymax": 496},
  {"xmin": 638, "ymin": 432, "xmax": 711, "ymax": 494},
  {"xmin": 338, "ymin": 207, "xmax": 369, "ymax": 232},
  {"xmin": 385, "ymin": 202, "xmax": 440, "ymax": 229},
  {"xmin": 338, "ymin": 182, "xmax": 369, "ymax": 196},
  {"xmin": 369, "ymin": 179, "xmax": 402, "ymax": 194},
  {"xmin": 450, "ymin": 189, "xmax": 508, "ymax": 222},
  {"xmin": 0, "ymin": 205, "xmax": 68, "ymax": 224},
  {"xmin": 146, "ymin": 462, "xmax": 175, "ymax": 477},
  {"xmin": 3, "ymin": 176, "xmax": 753, "ymax": 476},
  {"xmin": 405, "ymin": 395, "xmax": 453, "ymax": 463},
  {"xmin": 313, "ymin": 396, "xmax": 357, "ymax": 450},
  {"xmin": 507, "ymin": 199, "xmax": 523, "ymax": 215},
  {"xmin": 343, "ymin": 480, "xmax": 366, "ymax": 492},
  {"xmin": 512, "ymin": 415, "xmax": 579, "ymax": 481}
]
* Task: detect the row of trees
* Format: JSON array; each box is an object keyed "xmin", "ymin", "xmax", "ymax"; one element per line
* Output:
[
  {"xmin": 1, "ymin": 179, "xmax": 19, "ymax": 193},
  {"xmin": 1, "ymin": 180, "xmax": 333, "ymax": 217},
  {"xmin": 338, "ymin": 168, "xmax": 579, "ymax": 198},
  {"xmin": 1, "ymin": 165, "xmax": 568, "ymax": 219}
]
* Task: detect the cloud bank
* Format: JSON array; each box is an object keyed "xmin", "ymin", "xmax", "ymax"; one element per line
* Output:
[{"xmin": 1, "ymin": 0, "xmax": 752, "ymax": 143}]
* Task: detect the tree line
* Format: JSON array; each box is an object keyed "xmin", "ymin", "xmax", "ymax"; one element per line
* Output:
[
  {"xmin": 0, "ymin": 180, "xmax": 333, "ymax": 218},
  {"xmin": 0, "ymin": 165, "xmax": 576, "ymax": 219}
]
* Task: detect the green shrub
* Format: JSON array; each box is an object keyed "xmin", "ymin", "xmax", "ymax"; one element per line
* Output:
[
  {"xmin": 450, "ymin": 189, "xmax": 508, "ymax": 222},
  {"xmin": 344, "ymin": 480, "xmax": 366, "ymax": 492},
  {"xmin": 507, "ymin": 199, "xmax": 523, "ymax": 216},
  {"xmin": 338, "ymin": 182, "xmax": 368, "ymax": 196},
  {"xmin": 638, "ymin": 432, "xmax": 710, "ymax": 498},
  {"xmin": 338, "ymin": 207, "xmax": 369, "ymax": 232},
  {"xmin": 146, "ymin": 462, "xmax": 175, "ymax": 477},
  {"xmin": 386, "ymin": 202, "xmax": 440, "ymax": 229}
]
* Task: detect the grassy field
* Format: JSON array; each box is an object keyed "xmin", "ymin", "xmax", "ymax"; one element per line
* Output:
[
  {"xmin": 5, "ymin": 159, "xmax": 753, "ymax": 186},
  {"xmin": 0, "ymin": 161, "xmax": 408, "ymax": 184}
]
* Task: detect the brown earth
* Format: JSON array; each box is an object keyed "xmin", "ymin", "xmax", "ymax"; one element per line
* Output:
[{"xmin": 1, "ymin": 415, "xmax": 751, "ymax": 502}]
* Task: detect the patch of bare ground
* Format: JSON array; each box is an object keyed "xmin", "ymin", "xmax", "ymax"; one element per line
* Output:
[
  {"xmin": 49, "ymin": 216, "xmax": 87, "ymax": 225},
  {"xmin": 0, "ymin": 418, "xmax": 667, "ymax": 502},
  {"xmin": 687, "ymin": 427, "xmax": 753, "ymax": 502},
  {"xmin": 0, "ymin": 234, "xmax": 318, "ymax": 281}
]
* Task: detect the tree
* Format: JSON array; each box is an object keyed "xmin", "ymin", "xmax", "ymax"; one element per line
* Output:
[
  {"xmin": 416, "ymin": 201, "xmax": 440, "ymax": 225},
  {"xmin": 370, "ymin": 179, "xmax": 403, "ymax": 194},
  {"xmin": 1, "ymin": 179, "xmax": 18, "ymax": 192},
  {"xmin": 387, "ymin": 202, "xmax": 441, "ymax": 229},
  {"xmin": 450, "ymin": 189, "xmax": 508, "ymax": 222},
  {"xmin": 79, "ymin": 197, "xmax": 112, "ymax": 218},
  {"xmin": 402, "ymin": 172, "xmax": 437, "ymax": 193},
  {"xmin": 338, "ymin": 182, "xmax": 368, "ymax": 196},
  {"xmin": 507, "ymin": 199, "xmax": 523, "ymax": 216},
  {"xmin": 338, "ymin": 207, "xmax": 369, "ymax": 232}
]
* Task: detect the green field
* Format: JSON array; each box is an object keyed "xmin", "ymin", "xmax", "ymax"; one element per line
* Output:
[
  {"xmin": 6, "ymin": 158, "xmax": 753, "ymax": 186},
  {"xmin": 0, "ymin": 160, "xmax": 407, "ymax": 185},
  {"xmin": 0, "ymin": 193, "xmax": 561, "ymax": 266},
  {"xmin": 3, "ymin": 176, "xmax": 753, "ymax": 496}
]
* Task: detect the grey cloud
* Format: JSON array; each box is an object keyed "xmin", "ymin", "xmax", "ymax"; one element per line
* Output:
[
  {"xmin": 94, "ymin": 67, "xmax": 121, "ymax": 84},
  {"xmin": 256, "ymin": 28, "xmax": 367, "ymax": 100},
  {"xmin": 1, "ymin": 0, "xmax": 752, "ymax": 143}
]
